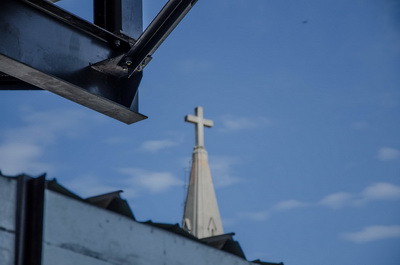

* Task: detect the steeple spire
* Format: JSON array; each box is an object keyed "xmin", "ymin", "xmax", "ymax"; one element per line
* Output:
[{"xmin": 182, "ymin": 106, "xmax": 224, "ymax": 238}]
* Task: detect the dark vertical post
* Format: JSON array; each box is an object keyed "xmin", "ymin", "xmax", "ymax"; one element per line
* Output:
[
  {"xmin": 93, "ymin": 0, "xmax": 122, "ymax": 33},
  {"xmin": 121, "ymin": 0, "xmax": 143, "ymax": 39},
  {"xmin": 15, "ymin": 175, "xmax": 46, "ymax": 265}
]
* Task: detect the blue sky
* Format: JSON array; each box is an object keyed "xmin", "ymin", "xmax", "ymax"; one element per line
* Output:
[{"xmin": 1, "ymin": 0, "xmax": 400, "ymax": 264}]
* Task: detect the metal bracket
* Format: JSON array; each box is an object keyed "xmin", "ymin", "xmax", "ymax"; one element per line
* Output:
[{"xmin": 92, "ymin": 0, "xmax": 198, "ymax": 77}]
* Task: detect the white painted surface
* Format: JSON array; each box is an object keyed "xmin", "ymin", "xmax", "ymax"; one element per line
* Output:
[{"xmin": 42, "ymin": 190, "xmax": 251, "ymax": 265}]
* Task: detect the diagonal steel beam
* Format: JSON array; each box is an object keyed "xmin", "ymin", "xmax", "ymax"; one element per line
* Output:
[{"xmin": 92, "ymin": 0, "xmax": 198, "ymax": 77}]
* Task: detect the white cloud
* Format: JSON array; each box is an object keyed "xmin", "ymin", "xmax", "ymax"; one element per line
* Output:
[
  {"xmin": 318, "ymin": 183, "xmax": 400, "ymax": 209},
  {"xmin": 377, "ymin": 147, "xmax": 400, "ymax": 161},
  {"xmin": 209, "ymin": 156, "xmax": 242, "ymax": 187},
  {"xmin": 236, "ymin": 210, "xmax": 269, "ymax": 222},
  {"xmin": 0, "ymin": 109, "xmax": 95, "ymax": 175},
  {"xmin": 274, "ymin": 182, "xmax": 400, "ymax": 212},
  {"xmin": 139, "ymin": 139, "xmax": 179, "ymax": 153},
  {"xmin": 64, "ymin": 175, "xmax": 135, "ymax": 198},
  {"xmin": 342, "ymin": 225, "xmax": 400, "ymax": 243},
  {"xmin": 118, "ymin": 168, "xmax": 183, "ymax": 193},
  {"xmin": 361, "ymin": 182, "xmax": 400, "ymax": 201},
  {"xmin": 0, "ymin": 142, "xmax": 51, "ymax": 175},
  {"xmin": 319, "ymin": 192, "xmax": 356, "ymax": 209},
  {"xmin": 273, "ymin": 200, "xmax": 309, "ymax": 211},
  {"xmin": 218, "ymin": 115, "xmax": 271, "ymax": 132},
  {"xmin": 66, "ymin": 168, "xmax": 183, "ymax": 199}
]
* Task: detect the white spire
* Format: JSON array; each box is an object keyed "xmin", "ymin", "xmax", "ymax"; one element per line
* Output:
[{"xmin": 182, "ymin": 106, "xmax": 224, "ymax": 238}]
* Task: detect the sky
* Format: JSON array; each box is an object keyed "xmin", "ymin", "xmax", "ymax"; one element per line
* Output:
[{"xmin": 1, "ymin": 0, "xmax": 400, "ymax": 264}]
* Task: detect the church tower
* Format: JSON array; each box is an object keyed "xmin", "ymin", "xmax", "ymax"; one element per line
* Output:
[{"xmin": 182, "ymin": 106, "xmax": 224, "ymax": 238}]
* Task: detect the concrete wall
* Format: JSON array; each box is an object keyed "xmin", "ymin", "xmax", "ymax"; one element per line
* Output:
[{"xmin": 0, "ymin": 176, "xmax": 16, "ymax": 265}]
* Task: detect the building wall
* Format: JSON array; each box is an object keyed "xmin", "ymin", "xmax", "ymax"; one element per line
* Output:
[
  {"xmin": 0, "ymin": 176, "xmax": 253, "ymax": 265},
  {"xmin": 42, "ymin": 190, "xmax": 251, "ymax": 265},
  {"xmin": 0, "ymin": 176, "xmax": 16, "ymax": 265}
]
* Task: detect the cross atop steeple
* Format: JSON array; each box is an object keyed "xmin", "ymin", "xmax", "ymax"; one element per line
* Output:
[
  {"xmin": 182, "ymin": 106, "xmax": 224, "ymax": 239},
  {"xmin": 185, "ymin": 106, "xmax": 213, "ymax": 147}
]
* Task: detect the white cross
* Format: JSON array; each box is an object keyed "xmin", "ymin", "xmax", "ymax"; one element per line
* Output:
[{"xmin": 185, "ymin": 106, "xmax": 213, "ymax": 147}]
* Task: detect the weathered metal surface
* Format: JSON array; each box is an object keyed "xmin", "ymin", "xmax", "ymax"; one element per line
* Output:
[
  {"xmin": 93, "ymin": 0, "xmax": 143, "ymax": 40},
  {"xmin": 0, "ymin": 176, "xmax": 17, "ymax": 265},
  {"xmin": 0, "ymin": 0, "xmax": 145, "ymax": 124},
  {"xmin": 0, "ymin": 72, "xmax": 42, "ymax": 90},
  {"xmin": 121, "ymin": 0, "xmax": 143, "ymax": 39},
  {"xmin": 0, "ymin": 174, "xmax": 281, "ymax": 265},
  {"xmin": 0, "ymin": 0, "xmax": 199, "ymax": 124},
  {"xmin": 42, "ymin": 190, "xmax": 253, "ymax": 265}
]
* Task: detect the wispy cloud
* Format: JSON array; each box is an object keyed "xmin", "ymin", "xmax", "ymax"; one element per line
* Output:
[
  {"xmin": 273, "ymin": 199, "xmax": 310, "ymax": 211},
  {"xmin": 209, "ymin": 156, "xmax": 242, "ymax": 187},
  {"xmin": 361, "ymin": 182, "xmax": 400, "ymax": 201},
  {"xmin": 218, "ymin": 115, "xmax": 271, "ymax": 132},
  {"xmin": 224, "ymin": 210, "xmax": 270, "ymax": 226},
  {"xmin": 319, "ymin": 192, "xmax": 356, "ymax": 209},
  {"xmin": 268, "ymin": 182, "xmax": 400, "ymax": 213},
  {"xmin": 228, "ymin": 182, "xmax": 400, "ymax": 225},
  {"xmin": 319, "ymin": 182, "xmax": 400, "ymax": 209},
  {"xmin": 377, "ymin": 147, "xmax": 400, "ymax": 161},
  {"xmin": 0, "ymin": 142, "xmax": 51, "ymax": 175},
  {"xmin": 139, "ymin": 139, "xmax": 179, "ymax": 153},
  {"xmin": 0, "ymin": 109, "xmax": 96, "ymax": 175},
  {"xmin": 342, "ymin": 225, "xmax": 400, "ymax": 243},
  {"xmin": 64, "ymin": 175, "xmax": 135, "ymax": 198},
  {"xmin": 226, "ymin": 200, "xmax": 308, "ymax": 225},
  {"xmin": 64, "ymin": 168, "xmax": 183, "ymax": 199},
  {"xmin": 236, "ymin": 210, "xmax": 269, "ymax": 222},
  {"xmin": 118, "ymin": 168, "xmax": 183, "ymax": 193}
]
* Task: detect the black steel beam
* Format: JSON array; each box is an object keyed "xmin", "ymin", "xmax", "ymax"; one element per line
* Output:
[
  {"xmin": 0, "ymin": 72, "xmax": 42, "ymax": 90},
  {"xmin": 0, "ymin": 0, "xmax": 198, "ymax": 124},
  {"xmin": 0, "ymin": 0, "xmax": 145, "ymax": 124},
  {"xmin": 94, "ymin": 0, "xmax": 123, "ymax": 34},
  {"xmin": 22, "ymin": 0, "xmax": 134, "ymax": 48}
]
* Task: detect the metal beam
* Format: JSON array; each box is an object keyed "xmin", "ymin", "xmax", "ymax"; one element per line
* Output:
[
  {"xmin": 121, "ymin": 0, "xmax": 198, "ymax": 77},
  {"xmin": 0, "ymin": 72, "xmax": 42, "ymax": 90},
  {"xmin": 0, "ymin": 0, "xmax": 198, "ymax": 124},
  {"xmin": 0, "ymin": 0, "xmax": 145, "ymax": 124}
]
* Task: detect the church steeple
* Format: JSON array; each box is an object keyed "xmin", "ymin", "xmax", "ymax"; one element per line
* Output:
[{"xmin": 182, "ymin": 106, "xmax": 224, "ymax": 238}]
